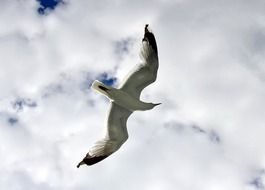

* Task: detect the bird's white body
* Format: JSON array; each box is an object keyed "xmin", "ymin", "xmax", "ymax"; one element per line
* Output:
[
  {"xmin": 77, "ymin": 25, "xmax": 159, "ymax": 167},
  {"xmin": 92, "ymin": 80, "xmax": 158, "ymax": 111}
]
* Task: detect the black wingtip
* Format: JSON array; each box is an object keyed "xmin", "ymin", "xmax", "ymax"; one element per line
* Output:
[
  {"xmin": 143, "ymin": 24, "xmax": 158, "ymax": 55},
  {"xmin": 145, "ymin": 24, "xmax": 149, "ymax": 33},
  {"xmin": 83, "ymin": 154, "xmax": 109, "ymax": 166}
]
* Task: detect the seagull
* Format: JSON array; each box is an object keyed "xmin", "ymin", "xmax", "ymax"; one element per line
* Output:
[{"xmin": 77, "ymin": 24, "xmax": 160, "ymax": 168}]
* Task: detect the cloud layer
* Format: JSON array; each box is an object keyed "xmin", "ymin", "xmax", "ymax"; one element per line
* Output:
[{"xmin": 0, "ymin": 0, "xmax": 265, "ymax": 189}]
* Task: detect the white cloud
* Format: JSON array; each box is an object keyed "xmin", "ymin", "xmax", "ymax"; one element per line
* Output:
[{"xmin": 0, "ymin": 0, "xmax": 265, "ymax": 189}]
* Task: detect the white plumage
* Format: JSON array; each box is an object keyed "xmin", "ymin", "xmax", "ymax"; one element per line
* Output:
[{"xmin": 77, "ymin": 24, "xmax": 159, "ymax": 168}]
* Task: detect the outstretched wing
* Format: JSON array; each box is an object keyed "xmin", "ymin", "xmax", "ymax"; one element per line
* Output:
[
  {"xmin": 79, "ymin": 103, "xmax": 132, "ymax": 166},
  {"xmin": 105, "ymin": 103, "xmax": 132, "ymax": 142},
  {"xmin": 118, "ymin": 25, "xmax": 159, "ymax": 99}
]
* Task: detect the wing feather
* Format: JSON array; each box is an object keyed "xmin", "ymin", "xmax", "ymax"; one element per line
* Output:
[
  {"xmin": 118, "ymin": 26, "xmax": 159, "ymax": 99},
  {"xmin": 88, "ymin": 103, "xmax": 132, "ymax": 158}
]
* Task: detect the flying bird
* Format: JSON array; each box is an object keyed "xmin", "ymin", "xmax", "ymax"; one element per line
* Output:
[{"xmin": 77, "ymin": 24, "xmax": 160, "ymax": 168}]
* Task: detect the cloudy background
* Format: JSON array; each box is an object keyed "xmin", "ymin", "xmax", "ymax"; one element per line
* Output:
[{"xmin": 0, "ymin": 0, "xmax": 265, "ymax": 189}]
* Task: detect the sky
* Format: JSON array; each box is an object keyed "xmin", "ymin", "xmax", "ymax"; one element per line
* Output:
[{"xmin": 0, "ymin": 0, "xmax": 265, "ymax": 189}]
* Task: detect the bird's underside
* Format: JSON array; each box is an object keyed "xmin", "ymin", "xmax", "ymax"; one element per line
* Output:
[{"xmin": 77, "ymin": 24, "xmax": 159, "ymax": 168}]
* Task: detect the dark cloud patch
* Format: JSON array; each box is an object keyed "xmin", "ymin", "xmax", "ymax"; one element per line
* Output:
[
  {"xmin": 237, "ymin": 28, "xmax": 265, "ymax": 81},
  {"xmin": 191, "ymin": 124, "xmax": 206, "ymax": 133},
  {"xmin": 164, "ymin": 121, "xmax": 185, "ymax": 133},
  {"xmin": 249, "ymin": 170, "xmax": 265, "ymax": 190},
  {"xmin": 80, "ymin": 73, "xmax": 94, "ymax": 92},
  {"xmin": 114, "ymin": 38, "xmax": 135, "ymax": 59},
  {"xmin": 209, "ymin": 130, "xmax": 221, "ymax": 144},
  {"xmin": 247, "ymin": 29, "xmax": 265, "ymax": 54},
  {"xmin": 8, "ymin": 117, "xmax": 18, "ymax": 126},
  {"xmin": 190, "ymin": 125, "xmax": 221, "ymax": 144},
  {"xmin": 41, "ymin": 71, "xmax": 116, "ymax": 99},
  {"xmin": 42, "ymin": 73, "xmax": 81, "ymax": 98},
  {"xmin": 12, "ymin": 98, "xmax": 37, "ymax": 112},
  {"xmin": 164, "ymin": 121, "xmax": 221, "ymax": 144},
  {"xmin": 87, "ymin": 99, "xmax": 95, "ymax": 107},
  {"xmin": 37, "ymin": 0, "xmax": 64, "ymax": 15},
  {"xmin": 250, "ymin": 177, "xmax": 264, "ymax": 189},
  {"xmin": 43, "ymin": 83, "xmax": 65, "ymax": 98}
]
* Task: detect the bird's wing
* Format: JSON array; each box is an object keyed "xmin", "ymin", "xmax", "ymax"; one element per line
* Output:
[
  {"xmin": 83, "ymin": 103, "xmax": 132, "ymax": 165},
  {"xmin": 118, "ymin": 25, "xmax": 159, "ymax": 99},
  {"xmin": 105, "ymin": 102, "xmax": 132, "ymax": 142}
]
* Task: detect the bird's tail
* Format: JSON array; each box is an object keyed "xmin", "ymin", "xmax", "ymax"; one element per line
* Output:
[{"xmin": 91, "ymin": 80, "xmax": 111, "ymax": 98}]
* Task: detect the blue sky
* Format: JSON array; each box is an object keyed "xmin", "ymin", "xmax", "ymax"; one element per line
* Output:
[
  {"xmin": 1, "ymin": 0, "xmax": 265, "ymax": 190},
  {"xmin": 37, "ymin": 0, "xmax": 62, "ymax": 14}
]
